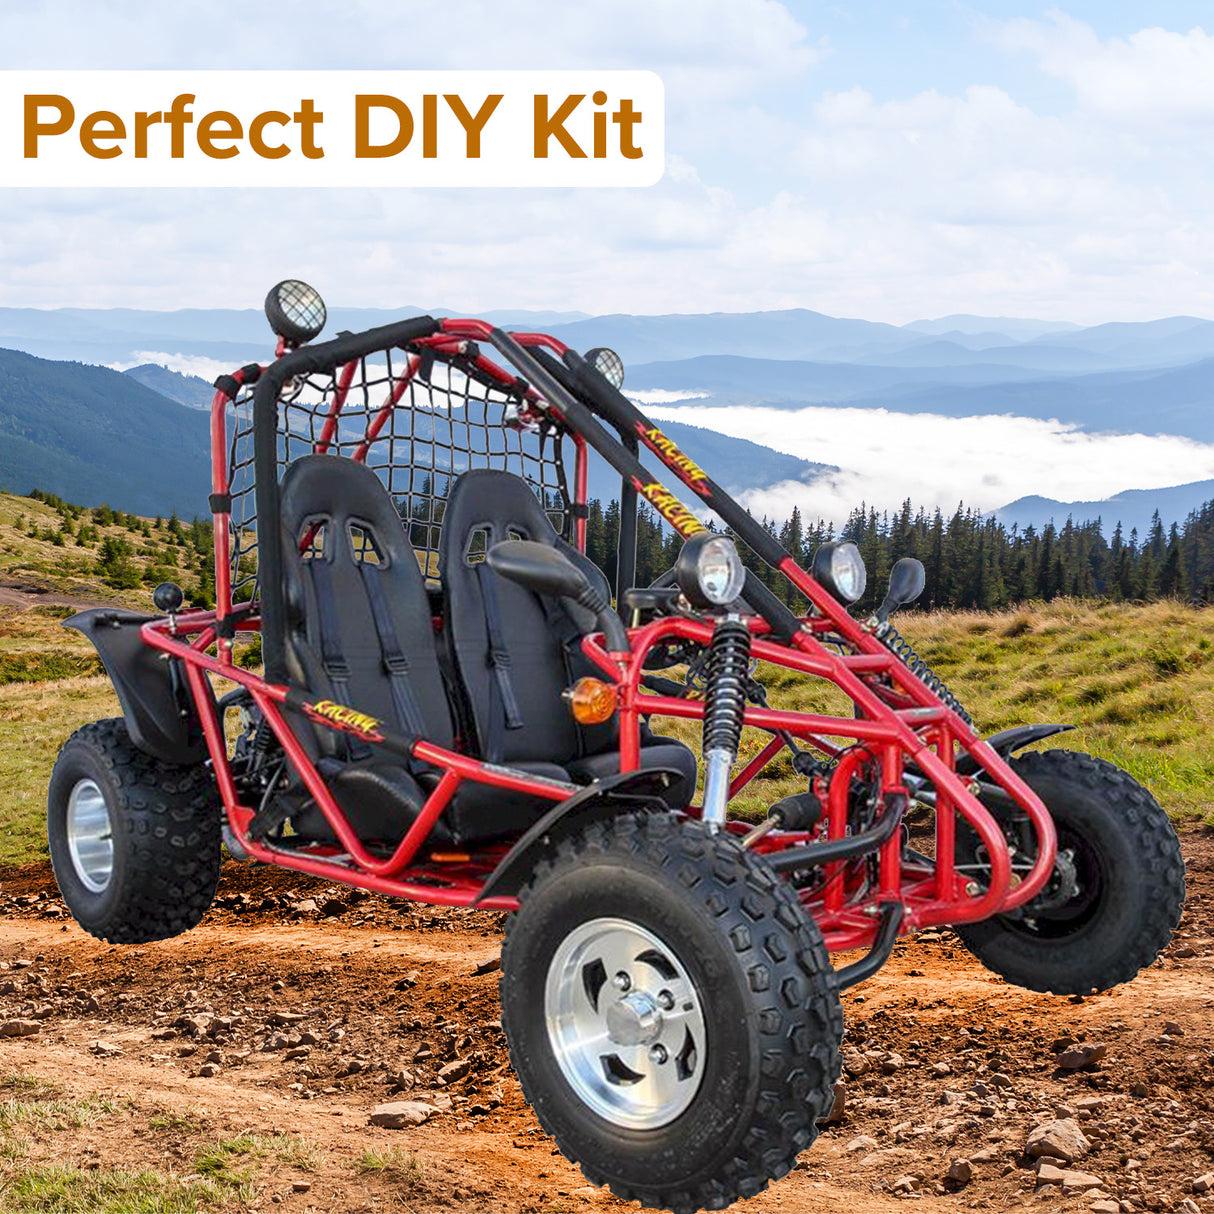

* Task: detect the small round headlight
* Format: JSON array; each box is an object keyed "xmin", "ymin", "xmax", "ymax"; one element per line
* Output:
[
  {"xmin": 584, "ymin": 346, "xmax": 625, "ymax": 389},
  {"xmin": 265, "ymin": 279, "xmax": 326, "ymax": 346},
  {"xmin": 675, "ymin": 533, "xmax": 745, "ymax": 609},
  {"xmin": 812, "ymin": 541, "xmax": 867, "ymax": 604}
]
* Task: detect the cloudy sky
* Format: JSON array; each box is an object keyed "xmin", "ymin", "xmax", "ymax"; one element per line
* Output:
[{"xmin": 4, "ymin": 1, "xmax": 1214, "ymax": 323}]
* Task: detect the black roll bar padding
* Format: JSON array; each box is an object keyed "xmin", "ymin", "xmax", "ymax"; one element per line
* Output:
[
  {"xmin": 253, "ymin": 316, "xmax": 441, "ymax": 683},
  {"xmin": 561, "ymin": 349, "xmax": 791, "ymax": 570},
  {"xmin": 836, "ymin": 901, "xmax": 905, "ymax": 989},
  {"xmin": 618, "ymin": 429, "xmax": 640, "ymax": 605},
  {"xmin": 280, "ymin": 684, "xmax": 420, "ymax": 758},
  {"xmin": 740, "ymin": 570, "xmax": 804, "ymax": 641},
  {"xmin": 765, "ymin": 792, "xmax": 907, "ymax": 874},
  {"xmin": 486, "ymin": 330, "xmax": 801, "ymax": 642}
]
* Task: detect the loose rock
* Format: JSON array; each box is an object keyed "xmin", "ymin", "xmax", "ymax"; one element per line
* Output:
[
  {"xmin": 1026, "ymin": 1119, "xmax": 1091, "ymax": 1164},
  {"xmin": 1036, "ymin": 1162, "xmax": 1067, "ymax": 1186},
  {"xmin": 1057, "ymin": 1042, "xmax": 1107, "ymax": 1071},
  {"xmin": 819, "ymin": 1080, "xmax": 846, "ymax": 1125},
  {"xmin": 369, "ymin": 1100, "xmax": 440, "ymax": 1128},
  {"xmin": 1060, "ymin": 1170, "xmax": 1104, "ymax": 1193},
  {"xmin": 946, "ymin": 1159, "xmax": 973, "ymax": 1185},
  {"xmin": 438, "ymin": 1057, "xmax": 471, "ymax": 1084},
  {"xmin": 0, "ymin": 1019, "xmax": 40, "ymax": 1037}
]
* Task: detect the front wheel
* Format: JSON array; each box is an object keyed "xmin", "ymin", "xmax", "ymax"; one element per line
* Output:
[
  {"xmin": 499, "ymin": 813, "xmax": 843, "ymax": 1214},
  {"xmin": 955, "ymin": 749, "xmax": 1185, "ymax": 995},
  {"xmin": 48, "ymin": 718, "xmax": 221, "ymax": 944}
]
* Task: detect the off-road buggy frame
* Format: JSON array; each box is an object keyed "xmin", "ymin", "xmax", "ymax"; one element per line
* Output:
[{"xmin": 49, "ymin": 287, "xmax": 1185, "ymax": 1213}]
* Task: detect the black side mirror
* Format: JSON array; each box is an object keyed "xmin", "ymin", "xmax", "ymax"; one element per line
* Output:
[
  {"xmin": 486, "ymin": 540, "xmax": 591, "ymax": 599},
  {"xmin": 486, "ymin": 540, "xmax": 628, "ymax": 652},
  {"xmin": 876, "ymin": 557, "xmax": 925, "ymax": 623}
]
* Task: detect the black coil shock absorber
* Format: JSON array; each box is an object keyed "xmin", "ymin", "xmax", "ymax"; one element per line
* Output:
[
  {"xmin": 700, "ymin": 617, "xmax": 752, "ymax": 828},
  {"xmin": 875, "ymin": 620, "xmax": 974, "ymax": 727}
]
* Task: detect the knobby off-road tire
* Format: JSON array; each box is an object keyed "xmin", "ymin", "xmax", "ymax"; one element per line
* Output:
[
  {"xmin": 956, "ymin": 749, "xmax": 1184, "ymax": 995},
  {"xmin": 499, "ymin": 813, "xmax": 843, "ymax": 1214},
  {"xmin": 47, "ymin": 718, "xmax": 221, "ymax": 944}
]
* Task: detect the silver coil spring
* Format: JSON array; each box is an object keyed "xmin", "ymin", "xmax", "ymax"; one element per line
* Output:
[
  {"xmin": 878, "ymin": 622, "xmax": 974, "ymax": 726},
  {"xmin": 703, "ymin": 618, "xmax": 752, "ymax": 756}
]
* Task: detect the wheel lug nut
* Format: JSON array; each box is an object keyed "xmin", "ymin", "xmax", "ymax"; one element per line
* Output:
[
  {"xmin": 657, "ymin": 990, "xmax": 674, "ymax": 1010},
  {"xmin": 649, "ymin": 1044, "xmax": 668, "ymax": 1064},
  {"xmin": 612, "ymin": 972, "xmax": 631, "ymax": 992}
]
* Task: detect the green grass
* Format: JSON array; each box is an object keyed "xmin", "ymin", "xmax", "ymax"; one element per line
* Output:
[
  {"xmin": 0, "ymin": 1074, "xmax": 117, "ymax": 1134},
  {"xmin": 890, "ymin": 598, "xmax": 1214, "ymax": 818},
  {"xmin": 0, "ymin": 1163, "xmax": 250, "ymax": 1214},
  {"xmin": 357, "ymin": 1146, "xmax": 422, "ymax": 1186},
  {"xmin": 0, "ymin": 671, "xmax": 121, "ymax": 864},
  {"xmin": 195, "ymin": 1132, "xmax": 324, "ymax": 1183},
  {"xmin": 0, "ymin": 1074, "xmax": 251, "ymax": 1212}
]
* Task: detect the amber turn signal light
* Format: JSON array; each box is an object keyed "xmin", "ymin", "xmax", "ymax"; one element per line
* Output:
[{"xmin": 563, "ymin": 677, "xmax": 618, "ymax": 725}]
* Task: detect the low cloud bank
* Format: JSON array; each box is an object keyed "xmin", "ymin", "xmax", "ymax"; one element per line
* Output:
[{"xmin": 647, "ymin": 403, "xmax": 1214, "ymax": 525}]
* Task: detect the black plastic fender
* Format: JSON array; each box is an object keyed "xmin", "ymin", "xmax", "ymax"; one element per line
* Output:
[
  {"xmin": 63, "ymin": 609, "xmax": 205, "ymax": 765},
  {"xmin": 955, "ymin": 723, "xmax": 1076, "ymax": 776},
  {"xmin": 475, "ymin": 768, "xmax": 681, "ymax": 903}
]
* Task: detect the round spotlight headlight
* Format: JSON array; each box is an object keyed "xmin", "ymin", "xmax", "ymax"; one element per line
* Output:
[
  {"xmin": 812, "ymin": 541, "xmax": 867, "ymax": 604},
  {"xmin": 675, "ymin": 533, "xmax": 745, "ymax": 609},
  {"xmin": 265, "ymin": 279, "xmax": 327, "ymax": 346},
  {"xmin": 584, "ymin": 346, "xmax": 625, "ymax": 389}
]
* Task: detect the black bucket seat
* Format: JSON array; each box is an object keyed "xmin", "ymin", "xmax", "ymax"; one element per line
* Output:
[
  {"xmin": 437, "ymin": 468, "xmax": 697, "ymax": 807},
  {"xmin": 278, "ymin": 454, "xmax": 578, "ymax": 845}
]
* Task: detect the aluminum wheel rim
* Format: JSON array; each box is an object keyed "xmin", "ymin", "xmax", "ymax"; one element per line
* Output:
[
  {"xmin": 544, "ymin": 916, "xmax": 707, "ymax": 1129},
  {"xmin": 66, "ymin": 778, "xmax": 113, "ymax": 894}
]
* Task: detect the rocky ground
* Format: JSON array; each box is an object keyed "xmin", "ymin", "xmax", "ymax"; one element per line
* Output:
[{"xmin": 0, "ymin": 833, "xmax": 1210, "ymax": 1213}]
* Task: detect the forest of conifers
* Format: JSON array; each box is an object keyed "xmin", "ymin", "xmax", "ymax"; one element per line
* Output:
[{"xmin": 579, "ymin": 495, "xmax": 1214, "ymax": 615}]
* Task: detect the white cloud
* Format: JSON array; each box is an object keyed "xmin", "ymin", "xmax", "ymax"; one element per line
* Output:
[
  {"xmin": 625, "ymin": 388, "xmax": 708, "ymax": 404},
  {"xmin": 648, "ymin": 403, "xmax": 1214, "ymax": 525},
  {"xmin": 995, "ymin": 13, "xmax": 1214, "ymax": 125},
  {"xmin": 113, "ymin": 351, "xmax": 232, "ymax": 381}
]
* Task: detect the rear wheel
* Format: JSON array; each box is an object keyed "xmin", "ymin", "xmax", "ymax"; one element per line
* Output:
[
  {"xmin": 500, "ymin": 813, "xmax": 842, "ymax": 1214},
  {"xmin": 955, "ymin": 749, "xmax": 1184, "ymax": 995},
  {"xmin": 48, "ymin": 718, "xmax": 221, "ymax": 943}
]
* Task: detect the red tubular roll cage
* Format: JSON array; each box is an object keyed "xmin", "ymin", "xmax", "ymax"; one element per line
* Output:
[{"xmin": 144, "ymin": 316, "xmax": 1056, "ymax": 953}]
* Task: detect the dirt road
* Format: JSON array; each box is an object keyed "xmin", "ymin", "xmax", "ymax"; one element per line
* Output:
[{"xmin": 0, "ymin": 834, "xmax": 1210, "ymax": 1213}]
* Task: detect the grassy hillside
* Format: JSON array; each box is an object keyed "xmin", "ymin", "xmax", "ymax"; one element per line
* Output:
[
  {"xmin": 0, "ymin": 488, "xmax": 214, "ymax": 607},
  {"xmin": 0, "ymin": 490, "xmax": 1208, "ymax": 866}
]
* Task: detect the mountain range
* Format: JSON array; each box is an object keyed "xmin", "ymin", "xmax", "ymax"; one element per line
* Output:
[{"xmin": 1, "ymin": 301, "xmax": 1213, "ymax": 532}]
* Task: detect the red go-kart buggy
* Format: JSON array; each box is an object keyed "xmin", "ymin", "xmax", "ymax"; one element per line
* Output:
[{"xmin": 48, "ymin": 282, "xmax": 1184, "ymax": 1212}]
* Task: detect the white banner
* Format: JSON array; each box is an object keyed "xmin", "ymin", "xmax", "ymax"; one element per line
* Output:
[{"xmin": 0, "ymin": 70, "xmax": 664, "ymax": 188}]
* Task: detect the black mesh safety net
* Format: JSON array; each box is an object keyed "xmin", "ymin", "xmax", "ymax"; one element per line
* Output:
[{"xmin": 224, "ymin": 346, "xmax": 573, "ymax": 606}]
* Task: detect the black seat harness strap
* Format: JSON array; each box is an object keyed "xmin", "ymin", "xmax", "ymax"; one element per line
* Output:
[
  {"xmin": 359, "ymin": 560, "xmax": 427, "ymax": 738},
  {"xmin": 475, "ymin": 562, "xmax": 524, "ymax": 762},
  {"xmin": 308, "ymin": 556, "xmax": 370, "ymax": 760}
]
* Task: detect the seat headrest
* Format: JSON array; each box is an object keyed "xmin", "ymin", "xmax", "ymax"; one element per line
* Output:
[
  {"xmin": 438, "ymin": 467, "xmax": 559, "ymax": 559},
  {"xmin": 279, "ymin": 454, "xmax": 404, "ymax": 542}
]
